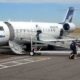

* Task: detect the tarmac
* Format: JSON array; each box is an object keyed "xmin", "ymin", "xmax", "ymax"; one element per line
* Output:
[{"xmin": 0, "ymin": 49, "xmax": 80, "ymax": 80}]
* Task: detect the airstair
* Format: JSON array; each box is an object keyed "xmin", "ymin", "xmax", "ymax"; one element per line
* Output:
[{"xmin": 9, "ymin": 40, "xmax": 26, "ymax": 54}]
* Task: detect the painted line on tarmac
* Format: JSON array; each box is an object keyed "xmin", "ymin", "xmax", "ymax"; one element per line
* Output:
[
  {"xmin": 0, "ymin": 56, "xmax": 30, "ymax": 63},
  {"xmin": 0, "ymin": 57, "xmax": 50, "ymax": 70}
]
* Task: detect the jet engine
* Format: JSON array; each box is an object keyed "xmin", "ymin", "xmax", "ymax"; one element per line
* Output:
[{"xmin": 63, "ymin": 23, "xmax": 76, "ymax": 32}]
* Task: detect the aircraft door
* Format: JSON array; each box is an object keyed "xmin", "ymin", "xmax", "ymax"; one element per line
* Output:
[{"xmin": 59, "ymin": 29, "xmax": 64, "ymax": 39}]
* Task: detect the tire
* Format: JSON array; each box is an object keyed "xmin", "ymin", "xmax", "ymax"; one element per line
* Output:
[{"xmin": 30, "ymin": 52, "xmax": 34, "ymax": 56}]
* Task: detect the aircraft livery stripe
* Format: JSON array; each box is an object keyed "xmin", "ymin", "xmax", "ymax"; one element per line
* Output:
[{"xmin": 4, "ymin": 22, "xmax": 15, "ymax": 40}]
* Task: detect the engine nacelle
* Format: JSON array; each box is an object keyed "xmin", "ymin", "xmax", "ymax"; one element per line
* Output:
[{"xmin": 63, "ymin": 23, "xmax": 76, "ymax": 32}]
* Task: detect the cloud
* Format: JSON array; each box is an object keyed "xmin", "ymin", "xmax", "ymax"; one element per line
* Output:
[{"xmin": 0, "ymin": 0, "xmax": 80, "ymax": 3}]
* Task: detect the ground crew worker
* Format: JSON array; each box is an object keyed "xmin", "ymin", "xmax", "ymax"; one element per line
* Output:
[
  {"xmin": 36, "ymin": 25, "xmax": 42, "ymax": 41},
  {"xmin": 69, "ymin": 41, "xmax": 77, "ymax": 59}
]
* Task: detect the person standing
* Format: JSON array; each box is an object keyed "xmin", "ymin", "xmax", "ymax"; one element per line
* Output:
[
  {"xmin": 36, "ymin": 25, "xmax": 42, "ymax": 41},
  {"xmin": 69, "ymin": 41, "xmax": 77, "ymax": 59}
]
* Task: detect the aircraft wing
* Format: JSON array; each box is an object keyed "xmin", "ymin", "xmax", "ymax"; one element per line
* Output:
[
  {"xmin": 31, "ymin": 38, "xmax": 80, "ymax": 49},
  {"xmin": 32, "ymin": 38, "xmax": 77, "ymax": 43},
  {"xmin": 40, "ymin": 38, "xmax": 76, "ymax": 42}
]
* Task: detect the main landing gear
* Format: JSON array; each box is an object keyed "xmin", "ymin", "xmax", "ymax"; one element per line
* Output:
[{"xmin": 30, "ymin": 48, "xmax": 35, "ymax": 56}]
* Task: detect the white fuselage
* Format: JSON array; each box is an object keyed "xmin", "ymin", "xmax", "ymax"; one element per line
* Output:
[{"xmin": 0, "ymin": 21, "xmax": 63, "ymax": 45}]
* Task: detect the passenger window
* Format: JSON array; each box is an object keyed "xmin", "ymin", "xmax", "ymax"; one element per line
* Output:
[{"xmin": 0, "ymin": 26, "xmax": 4, "ymax": 30}]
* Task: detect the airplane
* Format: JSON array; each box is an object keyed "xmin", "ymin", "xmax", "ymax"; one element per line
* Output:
[{"xmin": 0, "ymin": 7, "xmax": 76, "ymax": 55}]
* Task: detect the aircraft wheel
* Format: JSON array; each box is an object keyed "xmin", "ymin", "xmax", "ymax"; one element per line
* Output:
[{"xmin": 30, "ymin": 52, "xmax": 34, "ymax": 56}]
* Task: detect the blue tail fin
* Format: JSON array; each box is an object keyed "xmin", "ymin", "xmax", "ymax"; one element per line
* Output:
[{"xmin": 64, "ymin": 7, "xmax": 74, "ymax": 23}]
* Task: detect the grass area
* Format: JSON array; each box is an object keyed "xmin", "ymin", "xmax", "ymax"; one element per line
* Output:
[
  {"xmin": 71, "ymin": 28, "xmax": 80, "ymax": 35},
  {"xmin": 73, "ymin": 28, "xmax": 80, "ymax": 33}
]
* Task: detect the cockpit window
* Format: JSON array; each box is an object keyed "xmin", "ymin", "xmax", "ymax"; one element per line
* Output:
[{"xmin": 0, "ymin": 26, "xmax": 4, "ymax": 30}]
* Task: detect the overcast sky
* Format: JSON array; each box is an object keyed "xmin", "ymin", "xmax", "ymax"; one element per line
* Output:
[{"xmin": 0, "ymin": 0, "xmax": 80, "ymax": 3}]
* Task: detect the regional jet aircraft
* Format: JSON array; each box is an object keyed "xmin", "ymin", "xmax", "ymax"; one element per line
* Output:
[{"xmin": 0, "ymin": 7, "xmax": 76, "ymax": 55}]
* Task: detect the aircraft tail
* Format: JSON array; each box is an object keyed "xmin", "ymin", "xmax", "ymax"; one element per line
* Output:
[{"xmin": 64, "ymin": 7, "xmax": 75, "ymax": 23}]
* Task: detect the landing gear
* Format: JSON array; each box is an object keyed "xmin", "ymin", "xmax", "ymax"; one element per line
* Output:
[
  {"xmin": 30, "ymin": 48, "xmax": 36, "ymax": 56},
  {"xmin": 30, "ymin": 52, "xmax": 34, "ymax": 56},
  {"xmin": 30, "ymin": 48, "xmax": 41, "ymax": 56}
]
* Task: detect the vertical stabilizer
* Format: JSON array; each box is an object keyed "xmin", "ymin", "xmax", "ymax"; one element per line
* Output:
[{"xmin": 64, "ymin": 7, "xmax": 74, "ymax": 23}]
